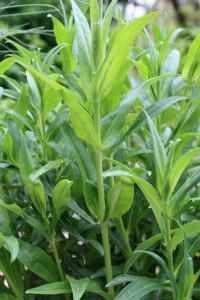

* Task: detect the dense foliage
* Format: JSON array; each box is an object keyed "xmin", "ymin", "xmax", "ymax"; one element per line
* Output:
[{"xmin": 0, "ymin": 1, "xmax": 200, "ymax": 299}]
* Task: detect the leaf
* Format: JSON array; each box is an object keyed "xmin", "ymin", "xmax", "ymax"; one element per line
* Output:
[
  {"xmin": 124, "ymin": 233, "xmax": 162, "ymax": 273},
  {"xmin": 27, "ymin": 280, "xmax": 110, "ymax": 300},
  {"xmin": 29, "ymin": 159, "xmax": 63, "ymax": 182},
  {"xmin": 17, "ymin": 240, "xmax": 60, "ymax": 282},
  {"xmin": 52, "ymin": 179, "xmax": 73, "ymax": 219},
  {"xmin": 52, "ymin": 17, "xmax": 75, "ymax": 74},
  {"xmin": 62, "ymin": 124, "xmax": 96, "ymax": 181},
  {"xmin": 26, "ymin": 281, "xmax": 71, "ymax": 295},
  {"xmin": 0, "ymin": 294, "xmax": 17, "ymax": 300},
  {"xmin": 0, "ymin": 199, "xmax": 24, "ymax": 218},
  {"xmin": 71, "ymin": 0, "xmax": 92, "ymax": 90},
  {"xmin": 102, "ymin": 74, "xmax": 176, "ymax": 149},
  {"xmin": 164, "ymin": 148, "xmax": 200, "ymax": 200},
  {"xmin": 172, "ymin": 221, "xmax": 200, "ymax": 249},
  {"xmin": 67, "ymin": 276, "xmax": 89, "ymax": 300},
  {"xmin": 107, "ymin": 180, "xmax": 134, "ymax": 218},
  {"xmin": 15, "ymin": 83, "xmax": 29, "ymax": 129},
  {"xmin": 68, "ymin": 200, "xmax": 96, "ymax": 225},
  {"xmin": 122, "ymin": 96, "xmax": 187, "ymax": 142},
  {"xmin": 133, "ymin": 250, "xmax": 169, "ymax": 274},
  {"xmin": 182, "ymin": 32, "xmax": 200, "ymax": 82},
  {"xmin": 15, "ymin": 57, "xmax": 101, "ymax": 150},
  {"xmin": 107, "ymin": 274, "xmax": 136, "ymax": 287},
  {"xmin": 4, "ymin": 236, "xmax": 19, "ymax": 263},
  {"xmin": 145, "ymin": 111, "xmax": 167, "ymax": 192},
  {"xmin": 169, "ymin": 173, "xmax": 200, "ymax": 216},
  {"xmin": 0, "ymin": 57, "xmax": 15, "ymax": 75},
  {"xmin": 104, "ymin": 169, "xmax": 163, "ymax": 228},
  {"xmin": 87, "ymin": 239, "xmax": 104, "ymax": 256},
  {"xmin": 114, "ymin": 276, "xmax": 169, "ymax": 300},
  {"xmin": 95, "ymin": 12, "xmax": 158, "ymax": 99}
]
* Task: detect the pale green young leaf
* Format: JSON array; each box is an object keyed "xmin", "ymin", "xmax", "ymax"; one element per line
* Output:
[
  {"xmin": 145, "ymin": 111, "xmax": 167, "ymax": 192},
  {"xmin": 0, "ymin": 57, "xmax": 15, "ymax": 75},
  {"xmin": 52, "ymin": 179, "xmax": 72, "ymax": 219},
  {"xmin": 182, "ymin": 32, "xmax": 200, "ymax": 82},
  {"xmin": 104, "ymin": 169, "xmax": 163, "ymax": 228},
  {"xmin": 107, "ymin": 180, "xmax": 134, "ymax": 218},
  {"xmin": 164, "ymin": 148, "xmax": 200, "ymax": 200},
  {"xmin": 95, "ymin": 12, "xmax": 158, "ymax": 99},
  {"xmin": 71, "ymin": 0, "xmax": 92, "ymax": 90},
  {"xmin": 52, "ymin": 17, "xmax": 75, "ymax": 74}
]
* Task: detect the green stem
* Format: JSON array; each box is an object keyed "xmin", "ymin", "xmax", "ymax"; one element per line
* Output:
[
  {"xmin": 116, "ymin": 217, "xmax": 132, "ymax": 257},
  {"xmin": 94, "ymin": 100, "xmax": 114, "ymax": 298},
  {"xmin": 165, "ymin": 217, "xmax": 177, "ymax": 300},
  {"xmin": 51, "ymin": 237, "xmax": 70, "ymax": 300}
]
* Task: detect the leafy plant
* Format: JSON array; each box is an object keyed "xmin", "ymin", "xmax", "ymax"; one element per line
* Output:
[{"xmin": 0, "ymin": 1, "xmax": 200, "ymax": 300}]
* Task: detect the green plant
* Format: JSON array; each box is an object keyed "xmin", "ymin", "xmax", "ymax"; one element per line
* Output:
[{"xmin": 0, "ymin": 1, "xmax": 200, "ymax": 300}]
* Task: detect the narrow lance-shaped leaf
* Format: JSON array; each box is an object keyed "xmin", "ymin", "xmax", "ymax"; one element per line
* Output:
[
  {"xmin": 145, "ymin": 111, "xmax": 167, "ymax": 193},
  {"xmin": 95, "ymin": 12, "xmax": 159, "ymax": 99}
]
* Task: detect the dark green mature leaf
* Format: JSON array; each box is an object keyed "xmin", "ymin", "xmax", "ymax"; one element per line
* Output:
[
  {"xmin": 114, "ymin": 276, "xmax": 169, "ymax": 300},
  {"xmin": 26, "ymin": 281, "xmax": 71, "ymax": 295},
  {"xmin": 17, "ymin": 240, "xmax": 60, "ymax": 282}
]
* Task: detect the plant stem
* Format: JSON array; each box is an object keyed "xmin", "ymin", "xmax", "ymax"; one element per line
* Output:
[
  {"xmin": 94, "ymin": 100, "xmax": 114, "ymax": 298},
  {"xmin": 51, "ymin": 238, "xmax": 70, "ymax": 300},
  {"xmin": 165, "ymin": 217, "xmax": 177, "ymax": 300},
  {"xmin": 116, "ymin": 217, "xmax": 132, "ymax": 256}
]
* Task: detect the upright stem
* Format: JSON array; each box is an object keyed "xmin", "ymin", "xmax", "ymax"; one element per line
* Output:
[
  {"xmin": 116, "ymin": 217, "xmax": 132, "ymax": 257},
  {"xmin": 50, "ymin": 234, "xmax": 70, "ymax": 300},
  {"xmin": 94, "ymin": 100, "xmax": 114, "ymax": 298},
  {"xmin": 165, "ymin": 217, "xmax": 177, "ymax": 300}
]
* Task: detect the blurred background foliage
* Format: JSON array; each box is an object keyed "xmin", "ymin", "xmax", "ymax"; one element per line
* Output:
[{"xmin": 0, "ymin": 0, "xmax": 199, "ymax": 54}]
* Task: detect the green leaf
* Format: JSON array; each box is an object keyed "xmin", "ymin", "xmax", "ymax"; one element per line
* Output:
[
  {"xmin": 122, "ymin": 96, "xmax": 187, "ymax": 141},
  {"xmin": 124, "ymin": 233, "xmax": 162, "ymax": 273},
  {"xmin": 164, "ymin": 148, "xmax": 200, "ymax": 200},
  {"xmin": 29, "ymin": 159, "xmax": 63, "ymax": 182},
  {"xmin": 4, "ymin": 236, "xmax": 19, "ymax": 263},
  {"xmin": 26, "ymin": 281, "xmax": 71, "ymax": 295},
  {"xmin": 67, "ymin": 276, "xmax": 89, "ymax": 300},
  {"xmin": 172, "ymin": 221, "xmax": 200, "ymax": 249},
  {"xmin": 0, "ymin": 294, "xmax": 17, "ymax": 300},
  {"xmin": 102, "ymin": 74, "xmax": 176, "ymax": 149},
  {"xmin": 0, "ymin": 57, "xmax": 15, "ymax": 75},
  {"xmin": 52, "ymin": 17, "xmax": 75, "ymax": 74},
  {"xmin": 114, "ymin": 276, "xmax": 168, "ymax": 300},
  {"xmin": 182, "ymin": 32, "xmax": 200, "ymax": 82},
  {"xmin": 107, "ymin": 180, "xmax": 134, "ymax": 218},
  {"xmin": 17, "ymin": 240, "xmax": 60, "ymax": 282},
  {"xmin": 145, "ymin": 111, "xmax": 167, "ymax": 192},
  {"xmin": 0, "ymin": 199, "xmax": 24, "ymax": 218},
  {"xmin": 53, "ymin": 179, "xmax": 72, "ymax": 219},
  {"xmin": 95, "ymin": 12, "xmax": 158, "ymax": 99},
  {"xmin": 169, "ymin": 173, "xmax": 200, "ymax": 216},
  {"xmin": 104, "ymin": 169, "xmax": 163, "ymax": 228},
  {"xmin": 71, "ymin": 0, "xmax": 92, "ymax": 91}
]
